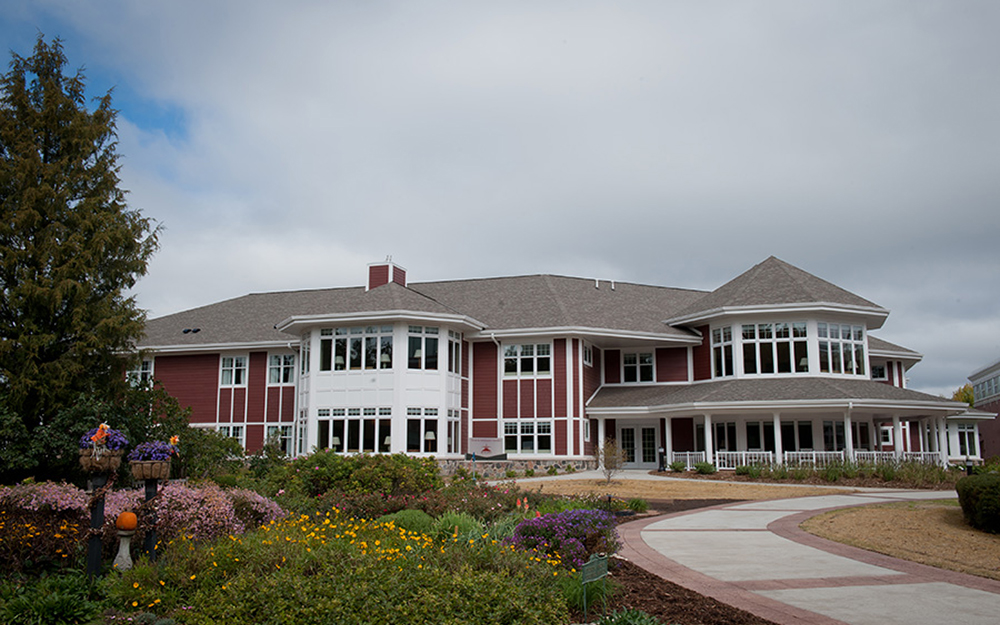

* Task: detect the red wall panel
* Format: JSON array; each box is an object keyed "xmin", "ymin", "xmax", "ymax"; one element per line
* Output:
[
  {"xmin": 502, "ymin": 379, "xmax": 518, "ymax": 418},
  {"xmin": 555, "ymin": 420, "xmax": 567, "ymax": 455},
  {"xmin": 692, "ymin": 325, "xmax": 712, "ymax": 381},
  {"xmin": 472, "ymin": 421, "xmax": 497, "ymax": 438},
  {"xmin": 232, "ymin": 388, "xmax": 246, "ymax": 423},
  {"xmin": 247, "ymin": 352, "xmax": 267, "ymax": 423},
  {"xmin": 656, "ymin": 347, "xmax": 687, "ymax": 382},
  {"xmin": 572, "ymin": 340, "xmax": 580, "ymax": 418},
  {"xmin": 218, "ymin": 389, "xmax": 232, "ymax": 423},
  {"xmin": 672, "ymin": 418, "xmax": 695, "ymax": 452},
  {"xmin": 266, "ymin": 388, "xmax": 280, "ymax": 422},
  {"xmin": 583, "ymin": 347, "xmax": 601, "ymax": 398},
  {"xmin": 536, "ymin": 381, "xmax": 552, "ymax": 418},
  {"xmin": 605, "ymin": 350, "xmax": 621, "ymax": 384},
  {"xmin": 472, "ymin": 342, "xmax": 498, "ymax": 419},
  {"xmin": 554, "ymin": 339, "xmax": 567, "ymax": 417},
  {"xmin": 281, "ymin": 387, "xmax": 295, "ymax": 421},
  {"xmin": 153, "ymin": 354, "xmax": 219, "ymax": 425},
  {"xmin": 519, "ymin": 379, "xmax": 535, "ymax": 418}
]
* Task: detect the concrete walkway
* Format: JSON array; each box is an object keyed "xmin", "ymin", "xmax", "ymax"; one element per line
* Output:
[{"xmin": 618, "ymin": 490, "xmax": 1000, "ymax": 625}]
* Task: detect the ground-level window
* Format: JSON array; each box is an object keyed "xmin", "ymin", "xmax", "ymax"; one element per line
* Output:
[
  {"xmin": 266, "ymin": 425, "xmax": 293, "ymax": 455},
  {"xmin": 956, "ymin": 424, "xmax": 977, "ymax": 457},
  {"xmin": 127, "ymin": 359, "xmax": 154, "ymax": 387},
  {"xmin": 217, "ymin": 425, "xmax": 245, "ymax": 447},
  {"xmin": 318, "ymin": 407, "xmax": 392, "ymax": 454},
  {"xmin": 406, "ymin": 407, "xmax": 439, "ymax": 452},
  {"xmin": 503, "ymin": 421, "xmax": 552, "ymax": 454},
  {"xmin": 823, "ymin": 420, "xmax": 847, "ymax": 451}
]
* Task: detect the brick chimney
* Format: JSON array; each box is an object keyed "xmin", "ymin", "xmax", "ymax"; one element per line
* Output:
[{"xmin": 367, "ymin": 260, "xmax": 407, "ymax": 291}]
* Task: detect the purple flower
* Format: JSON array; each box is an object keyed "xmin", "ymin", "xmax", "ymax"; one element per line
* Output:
[
  {"xmin": 79, "ymin": 426, "xmax": 129, "ymax": 451},
  {"xmin": 128, "ymin": 440, "xmax": 177, "ymax": 461}
]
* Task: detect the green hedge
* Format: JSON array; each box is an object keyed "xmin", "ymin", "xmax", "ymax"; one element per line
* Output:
[{"xmin": 956, "ymin": 474, "xmax": 1000, "ymax": 533}]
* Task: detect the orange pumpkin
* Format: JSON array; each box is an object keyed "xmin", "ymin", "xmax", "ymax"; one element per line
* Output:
[{"xmin": 116, "ymin": 511, "xmax": 138, "ymax": 531}]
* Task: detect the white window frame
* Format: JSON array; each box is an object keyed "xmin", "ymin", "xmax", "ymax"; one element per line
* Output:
[
  {"xmin": 583, "ymin": 344, "xmax": 593, "ymax": 367},
  {"xmin": 711, "ymin": 326, "xmax": 733, "ymax": 378},
  {"xmin": 268, "ymin": 354, "xmax": 295, "ymax": 385},
  {"xmin": 448, "ymin": 330, "xmax": 462, "ymax": 374},
  {"xmin": 622, "ymin": 352, "xmax": 654, "ymax": 383},
  {"xmin": 127, "ymin": 359, "xmax": 154, "ymax": 386},
  {"xmin": 266, "ymin": 425, "xmax": 293, "ymax": 455},
  {"xmin": 220, "ymin": 355, "xmax": 248, "ymax": 387},
  {"xmin": 817, "ymin": 323, "xmax": 866, "ymax": 376},
  {"xmin": 321, "ymin": 325, "xmax": 394, "ymax": 372},
  {"xmin": 218, "ymin": 425, "xmax": 246, "ymax": 447},
  {"xmin": 870, "ymin": 364, "xmax": 887, "ymax": 380},
  {"xmin": 407, "ymin": 326, "xmax": 439, "ymax": 371},
  {"xmin": 503, "ymin": 343, "xmax": 552, "ymax": 377},
  {"xmin": 503, "ymin": 420, "xmax": 553, "ymax": 454},
  {"xmin": 740, "ymin": 322, "xmax": 809, "ymax": 375}
]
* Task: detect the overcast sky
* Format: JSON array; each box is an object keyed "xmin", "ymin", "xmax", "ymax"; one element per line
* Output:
[{"xmin": 3, "ymin": 1, "xmax": 998, "ymax": 398}]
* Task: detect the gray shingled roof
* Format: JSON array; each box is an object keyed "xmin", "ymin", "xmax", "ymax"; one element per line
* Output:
[
  {"xmin": 139, "ymin": 274, "xmax": 708, "ymax": 348},
  {"xmin": 867, "ymin": 335, "xmax": 921, "ymax": 357},
  {"xmin": 666, "ymin": 256, "xmax": 885, "ymax": 324},
  {"xmin": 588, "ymin": 377, "xmax": 959, "ymax": 411}
]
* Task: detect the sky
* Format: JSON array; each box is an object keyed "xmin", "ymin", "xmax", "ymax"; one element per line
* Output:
[{"xmin": 2, "ymin": 0, "xmax": 998, "ymax": 398}]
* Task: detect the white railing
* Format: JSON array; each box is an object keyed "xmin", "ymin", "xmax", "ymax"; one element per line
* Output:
[
  {"xmin": 784, "ymin": 451, "xmax": 845, "ymax": 467},
  {"xmin": 670, "ymin": 451, "xmax": 705, "ymax": 470},
  {"xmin": 902, "ymin": 451, "xmax": 943, "ymax": 465},
  {"xmin": 854, "ymin": 451, "xmax": 897, "ymax": 465},
  {"xmin": 715, "ymin": 451, "xmax": 774, "ymax": 470}
]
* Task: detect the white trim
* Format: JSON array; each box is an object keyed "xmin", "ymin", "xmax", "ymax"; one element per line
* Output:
[
  {"xmin": 470, "ymin": 326, "xmax": 701, "ymax": 345},
  {"xmin": 277, "ymin": 310, "xmax": 484, "ymax": 334},
  {"xmin": 664, "ymin": 302, "xmax": 889, "ymax": 328}
]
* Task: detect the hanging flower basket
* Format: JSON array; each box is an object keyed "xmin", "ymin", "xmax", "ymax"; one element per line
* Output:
[
  {"xmin": 79, "ymin": 448, "xmax": 124, "ymax": 472},
  {"xmin": 130, "ymin": 459, "xmax": 171, "ymax": 480},
  {"xmin": 78, "ymin": 424, "xmax": 129, "ymax": 473}
]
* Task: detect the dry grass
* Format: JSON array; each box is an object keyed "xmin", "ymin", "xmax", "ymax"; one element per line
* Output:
[
  {"xmin": 801, "ymin": 500, "xmax": 1000, "ymax": 580},
  {"xmin": 517, "ymin": 477, "xmax": 852, "ymax": 502}
]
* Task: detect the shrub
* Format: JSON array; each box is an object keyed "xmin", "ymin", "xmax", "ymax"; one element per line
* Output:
[
  {"xmin": 668, "ymin": 460, "xmax": 686, "ymax": 473},
  {"xmin": 0, "ymin": 482, "xmax": 88, "ymax": 571},
  {"xmin": 789, "ymin": 466, "xmax": 809, "ymax": 481},
  {"xmin": 625, "ymin": 498, "xmax": 648, "ymax": 513},
  {"xmin": 547, "ymin": 465, "xmax": 559, "ymax": 476},
  {"xmin": 560, "ymin": 570, "xmax": 618, "ymax": 614},
  {"xmin": 820, "ymin": 464, "xmax": 842, "ymax": 482},
  {"xmin": 0, "ymin": 569, "xmax": 104, "ymax": 625},
  {"xmin": 565, "ymin": 464, "xmax": 577, "ymax": 474},
  {"xmin": 524, "ymin": 469, "xmax": 535, "ymax": 477},
  {"xmin": 226, "ymin": 488, "xmax": 286, "ymax": 529},
  {"xmin": 767, "ymin": 464, "xmax": 789, "ymax": 480},
  {"xmin": 379, "ymin": 509, "xmax": 436, "ymax": 534},
  {"xmin": 505, "ymin": 469, "xmax": 517, "ymax": 478},
  {"xmin": 434, "ymin": 511, "xmax": 484, "ymax": 542},
  {"xmin": 875, "ymin": 462, "xmax": 898, "ymax": 482},
  {"xmin": 734, "ymin": 465, "xmax": 750, "ymax": 476},
  {"xmin": 957, "ymin": 474, "xmax": 1000, "ymax": 533},
  {"xmin": 509, "ymin": 509, "xmax": 619, "ymax": 569},
  {"xmin": 693, "ymin": 462, "xmax": 716, "ymax": 475}
]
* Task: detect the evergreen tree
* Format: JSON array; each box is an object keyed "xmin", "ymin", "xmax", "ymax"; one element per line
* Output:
[{"xmin": 0, "ymin": 35, "xmax": 158, "ymax": 474}]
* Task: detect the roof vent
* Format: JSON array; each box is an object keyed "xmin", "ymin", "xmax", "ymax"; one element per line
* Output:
[{"xmin": 367, "ymin": 260, "xmax": 407, "ymax": 291}]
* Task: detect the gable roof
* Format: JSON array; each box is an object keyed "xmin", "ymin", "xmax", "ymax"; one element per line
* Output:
[{"xmin": 665, "ymin": 256, "xmax": 888, "ymax": 327}]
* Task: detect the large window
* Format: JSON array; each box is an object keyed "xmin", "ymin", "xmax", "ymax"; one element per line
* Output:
[
  {"xmin": 622, "ymin": 352, "xmax": 654, "ymax": 382},
  {"xmin": 712, "ymin": 327, "xmax": 733, "ymax": 378},
  {"xmin": 408, "ymin": 326, "xmax": 439, "ymax": 370},
  {"xmin": 265, "ymin": 425, "xmax": 293, "ymax": 455},
  {"xmin": 448, "ymin": 331, "xmax": 462, "ymax": 374},
  {"xmin": 217, "ymin": 425, "xmax": 245, "ymax": 447},
  {"xmin": 741, "ymin": 322, "xmax": 808, "ymax": 374},
  {"xmin": 503, "ymin": 421, "xmax": 552, "ymax": 454},
  {"xmin": 317, "ymin": 407, "xmax": 392, "ymax": 454},
  {"xmin": 503, "ymin": 343, "xmax": 551, "ymax": 377},
  {"xmin": 268, "ymin": 354, "xmax": 295, "ymax": 385},
  {"xmin": 320, "ymin": 326, "xmax": 393, "ymax": 371},
  {"xmin": 406, "ymin": 407, "xmax": 439, "ymax": 452},
  {"xmin": 127, "ymin": 359, "xmax": 154, "ymax": 387},
  {"xmin": 220, "ymin": 356, "xmax": 247, "ymax": 386},
  {"xmin": 956, "ymin": 424, "xmax": 977, "ymax": 457},
  {"xmin": 818, "ymin": 323, "xmax": 866, "ymax": 375}
]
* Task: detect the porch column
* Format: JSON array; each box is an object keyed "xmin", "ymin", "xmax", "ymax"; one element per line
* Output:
[
  {"xmin": 892, "ymin": 415, "xmax": 903, "ymax": 460},
  {"xmin": 844, "ymin": 409, "xmax": 855, "ymax": 462},
  {"xmin": 663, "ymin": 417, "xmax": 673, "ymax": 465},
  {"xmin": 927, "ymin": 419, "xmax": 938, "ymax": 453},
  {"xmin": 597, "ymin": 418, "xmax": 606, "ymax": 470},
  {"xmin": 704, "ymin": 414, "xmax": 714, "ymax": 465},
  {"xmin": 936, "ymin": 416, "xmax": 948, "ymax": 465},
  {"xmin": 772, "ymin": 412, "xmax": 783, "ymax": 465}
]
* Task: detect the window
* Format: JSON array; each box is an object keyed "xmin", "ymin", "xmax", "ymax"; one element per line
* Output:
[
  {"xmin": 503, "ymin": 421, "xmax": 552, "ymax": 454},
  {"xmin": 712, "ymin": 327, "xmax": 733, "ymax": 377},
  {"xmin": 266, "ymin": 425, "xmax": 293, "ymax": 455},
  {"xmin": 268, "ymin": 354, "xmax": 295, "ymax": 384},
  {"xmin": 713, "ymin": 422, "xmax": 738, "ymax": 451},
  {"xmin": 583, "ymin": 344, "xmax": 593, "ymax": 367},
  {"xmin": 741, "ymin": 322, "xmax": 808, "ymax": 375},
  {"xmin": 220, "ymin": 356, "xmax": 247, "ymax": 386},
  {"xmin": 408, "ymin": 326, "xmax": 439, "ymax": 370},
  {"xmin": 623, "ymin": 352, "xmax": 654, "ymax": 383},
  {"xmin": 317, "ymin": 407, "xmax": 392, "ymax": 454},
  {"xmin": 871, "ymin": 364, "xmax": 887, "ymax": 380},
  {"xmin": 818, "ymin": 323, "xmax": 866, "ymax": 375},
  {"xmin": 320, "ymin": 326, "xmax": 393, "ymax": 371},
  {"xmin": 957, "ymin": 424, "xmax": 977, "ymax": 457},
  {"xmin": 217, "ymin": 425, "xmax": 245, "ymax": 447},
  {"xmin": 823, "ymin": 420, "xmax": 846, "ymax": 451},
  {"xmin": 127, "ymin": 359, "xmax": 154, "ymax": 386},
  {"xmin": 503, "ymin": 343, "xmax": 552, "ymax": 377},
  {"xmin": 300, "ymin": 338, "xmax": 310, "ymax": 374},
  {"xmin": 448, "ymin": 331, "xmax": 462, "ymax": 374},
  {"xmin": 406, "ymin": 407, "xmax": 439, "ymax": 452}
]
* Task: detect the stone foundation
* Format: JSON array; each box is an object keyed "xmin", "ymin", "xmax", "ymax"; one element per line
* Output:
[{"xmin": 437, "ymin": 457, "xmax": 596, "ymax": 479}]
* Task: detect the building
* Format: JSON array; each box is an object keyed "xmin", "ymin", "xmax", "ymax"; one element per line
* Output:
[
  {"xmin": 137, "ymin": 256, "xmax": 987, "ymax": 468},
  {"xmin": 969, "ymin": 359, "xmax": 1000, "ymax": 460}
]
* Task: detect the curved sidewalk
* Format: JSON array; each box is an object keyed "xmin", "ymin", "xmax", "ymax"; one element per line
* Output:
[{"xmin": 618, "ymin": 490, "xmax": 1000, "ymax": 625}]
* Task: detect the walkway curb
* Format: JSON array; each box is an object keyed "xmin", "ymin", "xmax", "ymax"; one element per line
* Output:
[{"xmin": 617, "ymin": 494, "xmax": 1000, "ymax": 625}]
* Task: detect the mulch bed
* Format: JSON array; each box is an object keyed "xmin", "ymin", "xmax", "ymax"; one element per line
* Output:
[
  {"xmin": 569, "ymin": 499, "xmax": 779, "ymax": 625},
  {"xmin": 652, "ymin": 469, "xmax": 959, "ymax": 490}
]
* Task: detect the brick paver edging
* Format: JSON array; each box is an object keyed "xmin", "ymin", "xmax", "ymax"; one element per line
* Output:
[{"xmin": 616, "ymin": 496, "xmax": 1000, "ymax": 625}]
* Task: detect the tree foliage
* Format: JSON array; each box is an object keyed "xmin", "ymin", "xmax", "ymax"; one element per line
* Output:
[
  {"xmin": 953, "ymin": 383, "xmax": 975, "ymax": 407},
  {"xmin": 0, "ymin": 35, "xmax": 158, "ymax": 455}
]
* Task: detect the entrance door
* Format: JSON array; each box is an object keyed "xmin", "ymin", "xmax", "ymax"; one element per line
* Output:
[{"xmin": 619, "ymin": 424, "xmax": 659, "ymax": 469}]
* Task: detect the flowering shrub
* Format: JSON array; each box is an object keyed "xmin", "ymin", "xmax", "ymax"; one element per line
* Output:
[
  {"xmin": 509, "ymin": 509, "xmax": 620, "ymax": 570},
  {"xmin": 79, "ymin": 425, "xmax": 128, "ymax": 451},
  {"xmin": 0, "ymin": 482, "xmax": 88, "ymax": 571},
  {"xmin": 128, "ymin": 440, "xmax": 178, "ymax": 462},
  {"xmin": 227, "ymin": 488, "xmax": 286, "ymax": 530}
]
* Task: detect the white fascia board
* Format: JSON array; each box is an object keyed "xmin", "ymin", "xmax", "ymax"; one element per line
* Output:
[
  {"xmin": 140, "ymin": 340, "xmax": 295, "ymax": 355},
  {"xmin": 276, "ymin": 310, "xmax": 485, "ymax": 334},
  {"xmin": 664, "ymin": 303, "xmax": 890, "ymax": 328},
  {"xmin": 469, "ymin": 326, "xmax": 701, "ymax": 345},
  {"xmin": 969, "ymin": 357, "xmax": 1000, "ymax": 382},
  {"xmin": 869, "ymin": 347, "xmax": 923, "ymax": 361},
  {"xmin": 587, "ymin": 397, "xmax": 968, "ymax": 417},
  {"xmin": 948, "ymin": 410, "xmax": 998, "ymax": 422}
]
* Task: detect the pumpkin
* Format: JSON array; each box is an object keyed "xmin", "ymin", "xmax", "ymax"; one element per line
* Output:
[{"xmin": 116, "ymin": 511, "xmax": 138, "ymax": 531}]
